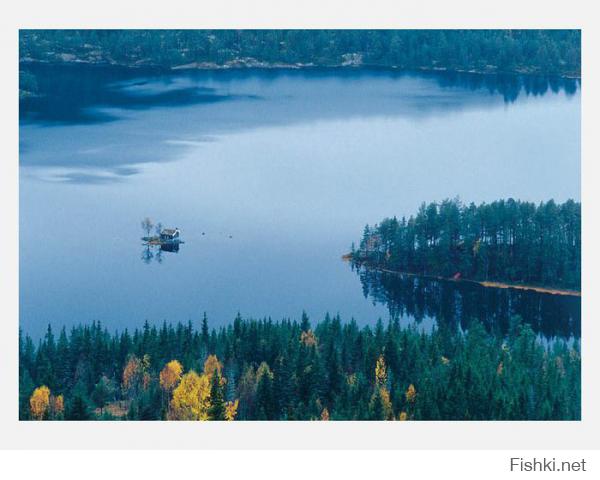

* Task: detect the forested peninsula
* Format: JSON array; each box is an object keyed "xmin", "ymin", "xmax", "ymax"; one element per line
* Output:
[
  {"xmin": 20, "ymin": 30, "xmax": 580, "ymax": 76},
  {"xmin": 351, "ymin": 199, "xmax": 581, "ymax": 292},
  {"xmin": 20, "ymin": 314, "xmax": 580, "ymax": 421}
]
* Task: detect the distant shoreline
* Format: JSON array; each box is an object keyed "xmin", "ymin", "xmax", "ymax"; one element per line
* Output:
[
  {"xmin": 18, "ymin": 58, "xmax": 582, "ymax": 80},
  {"xmin": 344, "ymin": 256, "xmax": 581, "ymax": 297}
]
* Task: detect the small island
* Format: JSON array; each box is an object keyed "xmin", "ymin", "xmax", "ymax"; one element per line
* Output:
[
  {"xmin": 141, "ymin": 217, "xmax": 184, "ymax": 247},
  {"xmin": 140, "ymin": 217, "xmax": 184, "ymax": 261}
]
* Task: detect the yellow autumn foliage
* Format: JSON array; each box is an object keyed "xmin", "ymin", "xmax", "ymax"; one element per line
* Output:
[
  {"xmin": 369, "ymin": 386, "xmax": 394, "ymax": 420},
  {"xmin": 122, "ymin": 355, "xmax": 143, "ymax": 393},
  {"xmin": 168, "ymin": 370, "xmax": 211, "ymax": 420},
  {"xmin": 160, "ymin": 360, "xmax": 183, "ymax": 392},
  {"xmin": 375, "ymin": 355, "xmax": 387, "ymax": 386},
  {"xmin": 379, "ymin": 387, "xmax": 394, "ymax": 420},
  {"xmin": 224, "ymin": 399, "xmax": 239, "ymax": 421},
  {"xmin": 398, "ymin": 411, "xmax": 408, "ymax": 421},
  {"xmin": 203, "ymin": 354, "xmax": 222, "ymax": 379},
  {"xmin": 321, "ymin": 407, "xmax": 330, "ymax": 421},
  {"xmin": 405, "ymin": 384, "xmax": 417, "ymax": 403},
  {"xmin": 30, "ymin": 385, "xmax": 50, "ymax": 420},
  {"xmin": 300, "ymin": 329, "xmax": 317, "ymax": 347}
]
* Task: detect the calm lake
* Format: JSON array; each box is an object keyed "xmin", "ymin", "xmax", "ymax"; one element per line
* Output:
[{"xmin": 19, "ymin": 64, "xmax": 581, "ymax": 340}]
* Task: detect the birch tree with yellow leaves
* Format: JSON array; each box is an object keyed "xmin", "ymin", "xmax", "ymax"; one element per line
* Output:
[
  {"xmin": 168, "ymin": 371, "xmax": 211, "ymax": 420},
  {"xmin": 122, "ymin": 355, "xmax": 144, "ymax": 400},
  {"xmin": 30, "ymin": 385, "xmax": 50, "ymax": 420},
  {"xmin": 160, "ymin": 360, "xmax": 183, "ymax": 393},
  {"xmin": 203, "ymin": 354, "xmax": 222, "ymax": 379}
]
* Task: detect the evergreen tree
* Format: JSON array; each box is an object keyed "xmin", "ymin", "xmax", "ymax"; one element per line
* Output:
[
  {"xmin": 208, "ymin": 372, "xmax": 226, "ymax": 420},
  {"xmin": 19, "ymin": 312, "xmax": 581, "ymax": 421},
  {"xmin": 67, "ymin": 394, "xmax": 90, "ymax": 420}
]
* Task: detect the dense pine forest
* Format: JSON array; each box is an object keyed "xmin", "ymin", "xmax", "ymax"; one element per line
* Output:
[
  {"xmin": 20, "ymin": 30, "xmax": 580, "ymax": 76},
  {"xmin": 20, "ymin": 313, "xmax": 580, "ymax": 421},
  {"xmin": 353, "ymin": 199, "xmax": 581, "ymax": 290}
]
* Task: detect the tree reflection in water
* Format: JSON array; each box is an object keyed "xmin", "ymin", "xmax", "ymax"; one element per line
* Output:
[
  {"xmin": 353, "ymin": 264, "xmax": 580, "ymax": 341},
  {"xmin": 141, "ymin": 242, "xmax": 180, "ymax": 264}
]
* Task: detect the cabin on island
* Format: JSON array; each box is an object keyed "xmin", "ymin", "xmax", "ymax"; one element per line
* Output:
[{"xmin": 160, "ymin": 228, "xmax": 180, "ymax": 242}]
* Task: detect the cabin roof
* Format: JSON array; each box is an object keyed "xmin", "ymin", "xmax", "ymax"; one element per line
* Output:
[{"xmin": 161, "ymin": 228, "xmax": 179, "ymax": 236}]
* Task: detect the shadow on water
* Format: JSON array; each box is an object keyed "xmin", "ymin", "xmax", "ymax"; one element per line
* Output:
[
  {"xmin": 19, "ymin": 63, "xmax": 580, "ymax": 184},
  {"xmin": 19, "ymin": 63, "xmax": 258, "ymax": 125},
  {"xmin": 354, "ymin": 265, "xmax": 580, "ymax": 341},
  {"xmin": 20, "ymin": 62, "xmax": 580, "ymax": 126}
]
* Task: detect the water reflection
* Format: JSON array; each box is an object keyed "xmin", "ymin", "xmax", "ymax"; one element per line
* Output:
[
  {"xmin": 18, "ymin": 64, "xmax": 580, "ymax": 338},
  {"xmin": 354, "ymin": 265, "xmax": 580, "ymax": 340},
  {"xmin": 19, "ymin": 63, "xmax": 580, "ymax": 185},
  {"xmin": 141, "ymin": 242, "xmax": 181, "ymax": 264},
  {"xmin": 160, "ymin": 242, "xmax": 180, "ymax": 253},
  {"xmin": 434, "ymin": 70, "xmax": 579, "ymax": 103},
  {"xmin": 20, "ymin": 63, "xmax": 580, "ymax": 126},
  {"xmin": 19, "ymin": 64, "xmax": 257, "ymax": 125}
]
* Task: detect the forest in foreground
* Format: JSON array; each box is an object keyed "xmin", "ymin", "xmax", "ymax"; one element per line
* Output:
[
  {"xmin": 353, "ymin": 199, "xmax": 581, "ymax": 290},
  {"xmin": 20, "ymin": 314, "xmax": 580, "ymax": 421}
]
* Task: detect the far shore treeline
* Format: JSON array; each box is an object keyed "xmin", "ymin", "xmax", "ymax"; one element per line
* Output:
[
  {"xmin": 19, "ymin": 30, "xmax": 580, "ymax": 83},
  {"xmin": 20, "ymin": 313, "xmax": 580, "ymax": 421},
  {"xmin": 352, "ymin": 198, "xmax": 581, "ymax": 291}
]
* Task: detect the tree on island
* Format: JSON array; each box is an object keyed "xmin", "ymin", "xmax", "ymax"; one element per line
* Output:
[
  {"xmin": 141, "ymin": 217, "xmax": 154, "ymax": 238},
  {"xmin": 354, "ymin": 198, "xmax": 581, "ymax": 290}
]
